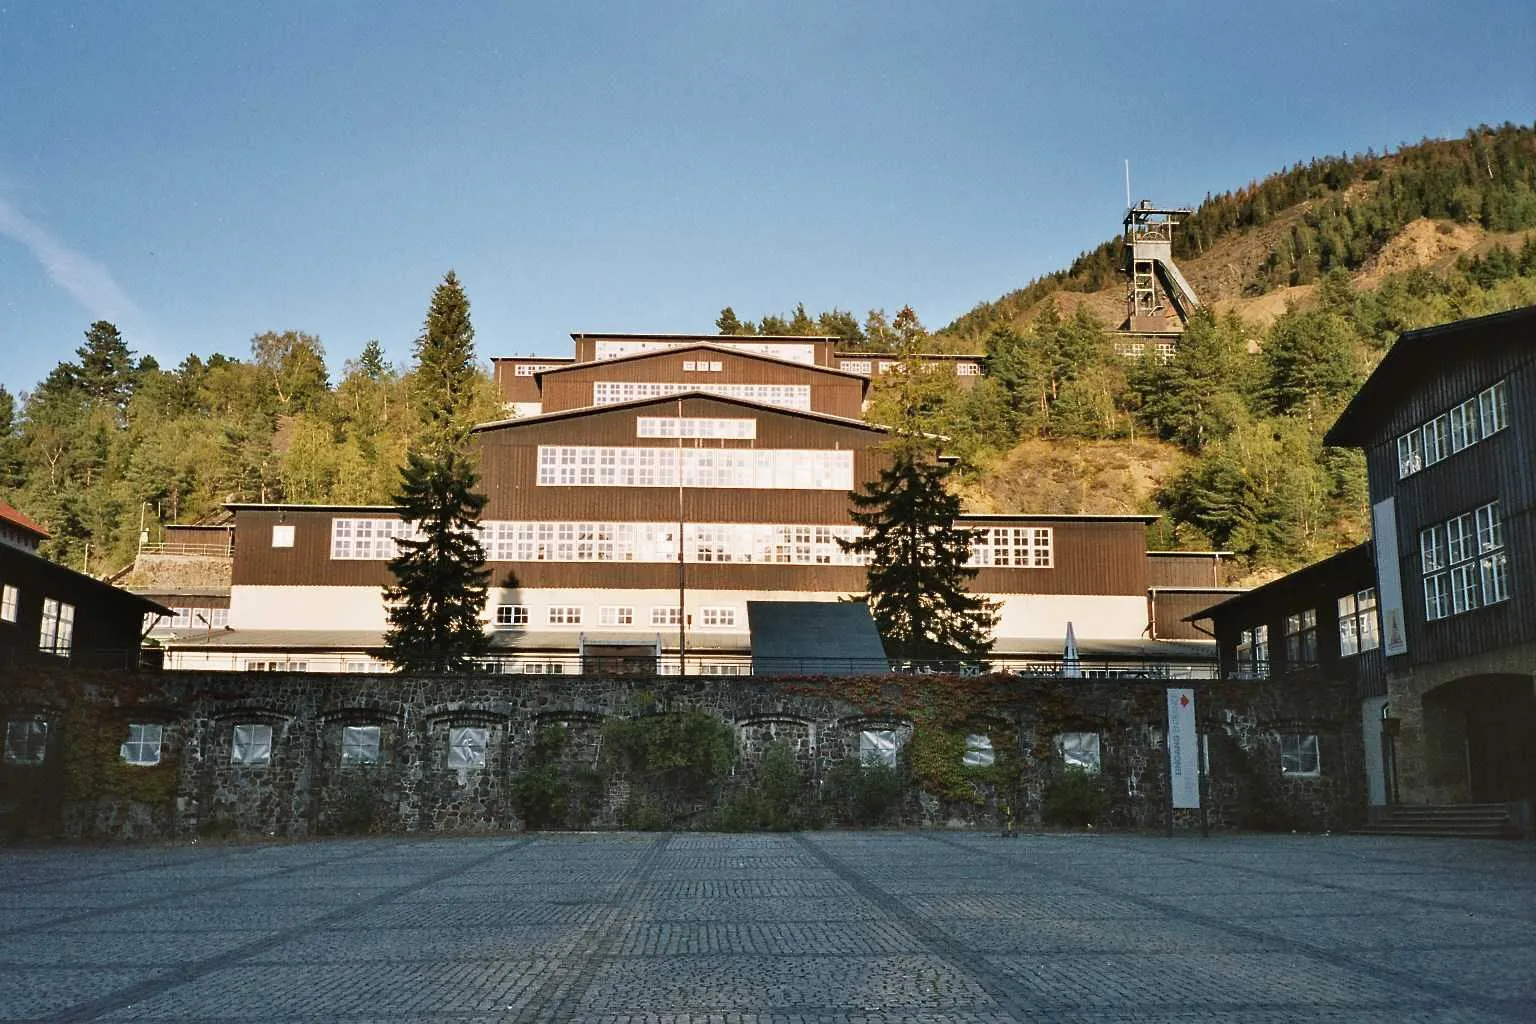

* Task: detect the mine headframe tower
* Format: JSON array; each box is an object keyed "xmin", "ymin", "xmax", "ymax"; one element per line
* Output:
[{"xmin": 1123, "ymin": 200, "xmax": 1200, "ymax": 333}]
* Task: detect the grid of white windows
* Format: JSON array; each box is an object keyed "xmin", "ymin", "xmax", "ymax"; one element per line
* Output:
[
  {"xmin": 681, "ymin": 360, "xmax": 723, "ymax": 372},
  {"xmin": 599, "ymin": 606, "xmax": 635, "ymax": 626},
  {"xmin": 839, "ymin": 359, "xmax": 873, "ymax": 374},
  {"xmin": 146, "ymin": 607, "xmax": 229, "ymax": 632},
  {"xmin": 591, "ymin": 381, "xmax": 813, "ymax": 411},
  {"xmin": 635, "ymin": 416, "xmax": 757, "ymax": 439},
  {"xmin": 512, "ymin": 363, "xmax": 562, "ymax": 376},
  {"xmin": 968, "ymin": 527, "xmax": 1053, "ymax": 568},
  {"xmin": 956, "ymin": 362, "xmax": 982, "ymax": 376},
  {"xmin": 1397, "ymin": 380, "xmax": 1509, "ymax": 478},
  {"xmin": 651, "ymin": 607, "xmax": 682, "ymax": 626},
  {"xmin": 0, "ymin": 584, "xmax": 16, "ymax": 623},
  {"xmin": 38, "ymin": 598, "xmax": 74, "ymax": 656},
  {"xmin": 1421, "ymin": 500, "xmax": 1509, "ymax": 620},
  {"xmin": 331, "ymin": 518, "xmax": 421, "ymax": 559},
  {"xmin": 547, "ymin": 606, "xmax": 583, "ymax": 625},
  {"xmin": 536, "ymin": 446, "xmax": 852, "ymax": 490},
  {"xmin": 699, "ymin": 607, "xmax": 736, "ymax": 627}
]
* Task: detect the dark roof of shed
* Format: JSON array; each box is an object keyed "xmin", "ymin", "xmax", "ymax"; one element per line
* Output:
[
  {"xmin": 747, "ymin": 601, "xmax": 886, "ymax": 670},
  {"xmin": 1326, "ymin": 304, "xmax": 1536, "ymax": 447},
  {"xmin": 1187, "ymin": 543, "xmax": 1374, "ymax": 622},
  {"xmin": 536, "ymin": 341, "xmax": 870, "ymax": 383},
  {"xmin": 471, "ymin": 389, "xmax": 890, "ymax": 435}
]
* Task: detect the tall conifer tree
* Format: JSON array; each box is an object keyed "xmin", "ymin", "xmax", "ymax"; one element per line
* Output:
[
  {"xmin": 383, "ymin": 271, "xmax": 493, "ymax": 672},
  {"xmin": 840, "ymin": 441, "xmax": 996, "ymax": 661}
]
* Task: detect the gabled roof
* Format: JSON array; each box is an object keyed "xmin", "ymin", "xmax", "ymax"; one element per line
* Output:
[
  {"xmin": 537, "ymin": 342, "xmax": 870, "ymax": 382},
  {"xmin": 0, "ymin": 541, "xmax": 170, "ymax": 615},
  {"xmin": 572, "ymin": 332, "xmax": 839, "ymax": 343},
  {"xmin": 472, "ymin": 390, "xmax": 891, "ymax": 436},
  {"xmin": 1326, "ymin": 304, "xmax": 1536, "ymax": 447},
  {"xmin": 1187, "ymin": 543, "xmax": 1373, "ymax": 623},
  {"xmin": 225, "ymin": 503, "xmax": 399, "ymax": 513},
  {"xmin": 958, "ymin": 513, "xmax": 1159, "ymax": 524},
  {"xmin": 0, "ymin": 498, "xmax": 50, "ymax": 539}
]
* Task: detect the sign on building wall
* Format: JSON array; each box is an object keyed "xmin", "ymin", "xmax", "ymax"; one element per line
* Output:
[
  {"xmin": 1372, "ymin": 497, "xmax": 1409, "ymax": 656},
  {"xmin": 1166, "ymin": 688, "xmax": 1200, "ymax": 809}
]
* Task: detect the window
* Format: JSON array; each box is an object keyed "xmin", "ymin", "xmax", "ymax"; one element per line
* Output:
[
  {"xmin": 515, "ymin": 662, "xmax": 566, "ymax": 675},
  {"xmin": 859, "ymin": 729, "xmax": 898, "ymax": 768},
  {"xmin": 447, "ymin": 727, "xmax": 488, "ymax": 769},
  {"xmin": 956, "ymin": 362, "xmax": 982, "ymax": 376},
  {"xmin": 1057, "ymin": 732, "xmax": 1101, "ymax": 773},
  {"xmin": 495, "ymin": 604, "xmax": 529, "ymax": 628},
  {"xmin": 271, "ymin": 524, "xmax": 295, "ymax": 548},
  {"xmin": 512, "ymin": 363, "xmax": 561, "ymax": 376},
  {"xmin": 1284, "ymin": 609, "xmax": 1317, "ymax": 667},
  {"xmin": 696, "ymin": 662, "xmax": 750, "ymax": 676},
  {"xmin": 963, "ymin": 734, "xmax": 995, "ymax": 767},
  {"xmin": 38, "ymin": 599, "xmax": 74, "ymax": 656},
  {"xmin": 535, "ymin": 446, "xmax": 853, "ymax": 490},
  {"xmin": 1235, "ymin": 625, "xmax": 1269, "ymax": 678},
  {"xmin": 635, "ymin": 416, "xmax": 757, "ymax": 439},
  {"xmin": 120, "ymin": 724, "xmax": 163, "ymax": 766},
  {"xmin": 4, "ymin": 719, "xmax": 48, "ymax": 765},
  {"xmin": 341, "ymin": 725, "xmax": 381, "ymax": 765},
  {"xmin": 1398, "ymin": 379, "xmax": 1509, "ymax": 478},
  {"xmin": 1422, "ymin": 501, "xmax": 1509, "ymax": 621},
  {"xmin": 599, "ymin": 606, "xmax": 634, "ymax": 626},
  {"xmin": 651, "ymin": 607, "xmax": 682, "ymax": 626},
  {"xmin": 231, "ymin": 724, "xmax": 273, "ymax": 766},
  {"xmin": 547, "ymin": 606, "xmax": 583, "ymax": 625},
  {"xmin": 969, "ymin": 527, "xmax": 1053, "ymax": 568},
  {"xmin": 591, "ymin": 381, "xmax": 813, "ymax": 411},
  {"xmin": 839, "ymin": 359, "xmax": 872, "ymax": 374},
  {"xmin": 0, "ymin": 584, "xmax": 16, "ymax": 623},
  {"xmin": 1337, "ymin": 589, "xmax": 1379, "ymax": 657},
  {"xmin": 700, "ymin": 607, "xmax": 736, "ymax": 627},
  {"xmin": 1280, "ymin": 734, "xmax": 1320, "ymax": 776}
]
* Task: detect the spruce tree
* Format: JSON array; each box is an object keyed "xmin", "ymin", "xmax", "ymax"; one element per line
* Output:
[
  {"xmin": 382, "ymin": 447, "xmax": 491, "ymax": 672},
  {"xmin": 840, "ymin": 443, "xmax": 996, "ymax": 661},
  {"xmin": 413, "ymin": 270, "xmax": 480, "ymax": 445}
]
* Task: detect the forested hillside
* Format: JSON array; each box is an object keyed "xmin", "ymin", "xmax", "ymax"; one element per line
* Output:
[{"xmin": 2, "ymin": 125, "xmax": 1534, "ymax": 582}]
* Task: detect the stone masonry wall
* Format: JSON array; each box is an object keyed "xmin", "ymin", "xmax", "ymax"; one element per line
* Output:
[{"xmin": 0, "ymin": 669, "xmax": 1365, "ymax": 841}]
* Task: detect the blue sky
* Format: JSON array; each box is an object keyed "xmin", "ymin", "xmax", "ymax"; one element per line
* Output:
[{"xmin": 1, "ymin": 2, "xmax": 1532, "ymax": 395}]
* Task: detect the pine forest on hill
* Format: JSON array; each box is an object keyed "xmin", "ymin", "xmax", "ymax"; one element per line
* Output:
[{"xmin": 2, "ymin": 123, "xmax": 1535, "ymax": 584}]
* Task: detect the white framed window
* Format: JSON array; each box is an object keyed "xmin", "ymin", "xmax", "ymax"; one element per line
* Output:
[
  {"xmin": 859, "ymin": 729, "xmax": 898, "ymax": 768},
  {"xmin": 38, "ymin": 598, "xmax": 74, "ymax": 656},
  {"xmin": 839, "ymin": 359, "xmax": 872, "ymax": 374},
  {"xmin": 963, "ymin": 734, "xmax": 995, "ymax": 767},
  {"xmin": 271, "ymin": 524, "xmax": 295, "ymax": 548},
  {"xmin": 120, "ymin": 724, "xmax": 163, "ymax": 766},
  {"xmin": 651, "ymin": 607, "xmax": 682, "ymax": 627},
  {"xmin": 0, "ymin": 584, "xmax": 16, "ymax": 623},
  {"xmin": 494, "ymin": 604, "xmax": 529, "ymax": 628},
  {"xmin": 547, "ymin": 606, "xmax": 583, "ymax": 625},
  {"xmin": 1479, "ymin": 380, "xmax": 1508, "ymax": 436},
  {"xmin": 4, "ymin": 719, "xmax": 48, "ymax": 765},
  {"xmin": 1396, "ymin": 431, "xmax": 1423, "ymax": 478},
  {"xmin": 635, "ymin": 416, "xmax": 757, "ymax": 439},
  {"xmin": 1235, "ymin": 625, "xmax": 1269, "ymax": 678},
  {"xmin": 1448, "ymin": 398, "xmax": 1478, "ymax": 453},
  {"xmin": 969, "ymin": 527, "xmax": 1053, "ymax": 568},
  {"xmin": 682, "ymin": 360, "xmax": 696, "ymax": 371},
  {"xmin": 515, "ymin": 662, "xmax": 567, "ymax": 675},
  {"xmin": 1280, "ymin": 734, "xmax": 1320, "ymax": 776},
  {"xmin": 447, "ymin": 726, "xmax": 488, "ymax": 769},
  {"xmin": 512, "ymin": 363, "xmax": 561, "ymax": 376},
  {"xmin": 341, "ymin": 725, "xmax": 381, "ymax": 765},
  {"xmin": 1422, "ymin": 501, "xmax": 1509, "ymax": 620},
  {"xmin": 1337, "ymin": 589, "xmax": 1379, "ymax": 657},
  {"xmin": 699, "ymin": 607, "xmax": 736, "ymax": 627},
  {"xmin": 599, "ymin": 606, "xmax": 634, "ymax": 626},
  {"xmin": 956, "ymin": 362, "xmax": 982, "ymax": 376},
  {"xmin": 330, "ymin": 518, "xmax": 420, "ymax": 560},
  {"xmin": 231, "ymin": 724, "xmax": 273, "ymax": 766}
]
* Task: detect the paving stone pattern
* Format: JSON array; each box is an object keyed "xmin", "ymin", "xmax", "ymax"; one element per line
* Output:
[{"xmin": 0, "ymin": 833, "xmax": 1532, "ymax": 1023}]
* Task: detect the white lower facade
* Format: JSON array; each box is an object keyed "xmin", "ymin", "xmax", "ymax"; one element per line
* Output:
[{"xmin": 226, "ymin": 584, "xmax": 1148, "ymax": 642}]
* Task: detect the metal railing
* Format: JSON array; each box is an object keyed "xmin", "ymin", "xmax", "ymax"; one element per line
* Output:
[{"xmin": 135, "ymin": 542, "xmax": 234, "ymax": 558}]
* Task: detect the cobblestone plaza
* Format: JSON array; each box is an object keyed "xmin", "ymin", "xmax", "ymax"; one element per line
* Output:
[{"xmin": 1, "ymin": 832, "xmax": 1532, "ymax": 1023}]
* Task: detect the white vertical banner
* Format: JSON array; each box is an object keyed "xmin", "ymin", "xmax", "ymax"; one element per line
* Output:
[
  {"xmin": 1372, "ymin": 497, "xmax": 1408, "ymax": 657},
  {"xmin": 1167, "ymin": 688, "xmax": 1200, "ymax": 809}
]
